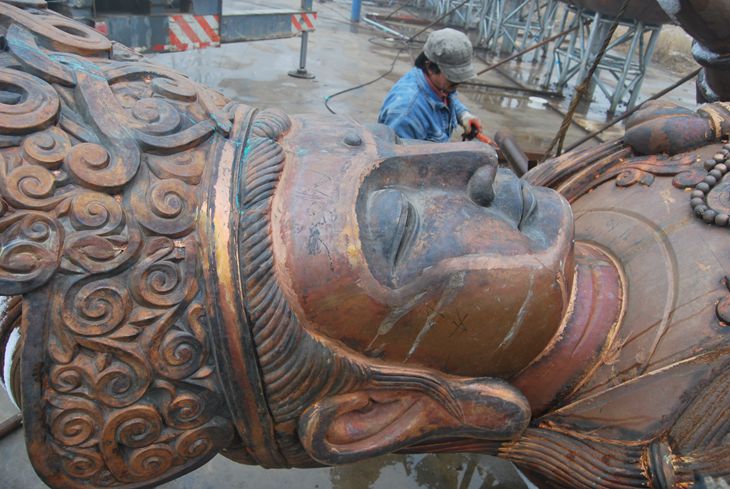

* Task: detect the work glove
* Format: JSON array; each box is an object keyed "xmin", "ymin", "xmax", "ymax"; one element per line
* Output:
[
  {"xmin": 459, "ymin": 112, "xmax": 483, "ymax": 135},
  {"xmin": 460, "ymin": 112, "xmax": 498, "ymax": 148}
]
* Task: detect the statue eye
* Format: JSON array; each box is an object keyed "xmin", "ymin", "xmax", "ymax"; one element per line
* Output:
[{"xmin": 366, "ymin": 188, "xmax": 420, "ymax": 286}]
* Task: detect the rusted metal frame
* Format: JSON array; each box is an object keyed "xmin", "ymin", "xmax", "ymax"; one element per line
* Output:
[
  {"xmin": 408, "ymin": 0, "xmax": 471, "ymax": 41},
  {"xmin": 604, "ymin": 20, "xmax": 643, "ymax": 111},
  {"xmin": 542, "ymin": 0, "xmax": 632, "ymax": 159},
  {"xmin": 532, "ymin": 0, "xmax": 563, "ymax": 62},
  {"xmin": 625, "ymin": 25, "xmax": 660, "ymax": 109},
  {"xmin": 0, "ymin": 412, "xmax": 22, "ymax": 440},
  {"xmin": 584, "ymin": 20, "xmax": 662, "ymax": 113}
]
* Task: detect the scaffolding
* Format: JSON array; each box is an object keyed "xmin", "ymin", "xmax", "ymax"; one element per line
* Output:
[
  {"xmin": 477, "ymin": 0, "xmax": 560, "ymax": 60},
  {"xmin": 411, "ymin": 0, "xmax": 487, "ymax": 29},
  {"xmin": 404, "ymin": 0, "xmax": 662, "ymax": 114},
  {"xmin": 543, "ymin": 7, "xmax": 662, "ymax": 113}
]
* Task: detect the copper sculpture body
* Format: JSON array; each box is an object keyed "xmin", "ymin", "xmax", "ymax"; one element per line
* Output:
[{"xmin": 0, "ymin": 1, "xmax": 728, "ymax": 488}]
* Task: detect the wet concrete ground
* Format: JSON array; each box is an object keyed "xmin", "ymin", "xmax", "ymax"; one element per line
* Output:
[
  {"xmin": 0, "ymin": 1, "xmax": 703, "ymax": 487},
  {"xmin": 153, "ymin": 0, "xmax": 698, "ymax": 155}
]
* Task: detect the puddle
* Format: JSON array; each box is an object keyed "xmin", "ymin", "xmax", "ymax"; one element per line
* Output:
[{"xmin": 157, "ymin": 453, "xmax": 533, "ymax": 489}]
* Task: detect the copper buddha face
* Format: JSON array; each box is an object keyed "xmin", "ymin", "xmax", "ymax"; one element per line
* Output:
[{"xmin": 273, "ymin": 116, "xmax": 575, "ymax": 378}]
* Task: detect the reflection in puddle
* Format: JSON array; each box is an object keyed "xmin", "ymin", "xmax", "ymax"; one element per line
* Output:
[
  {"xmin": 527, "ymin": 97, "xmax": 548, "ymax": 110},
  {"xmin": 329, "ymin": 454, "xmax": 529, "ymax": 489}
]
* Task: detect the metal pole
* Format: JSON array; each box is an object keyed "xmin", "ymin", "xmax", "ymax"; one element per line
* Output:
[
  {"xmin": 351, "ymin": 0, "xmax": 362, "ymax": 23},
  {"xmin": 289, "ymin": 0, "xmax": 315, "ymax": 79},
  {"xmin": 625, "ymin": 25, "xmax": 661, "ymax": 110},
  {"xmin": 556, "ymin": 10, "xmax": 582, "ymax": 88},
  {"xmin": 544, "ymin": 5, "xmax": 569, "ymax": 86},
  {"xmin": 575, "ymin": 11, "xmax": 602, "ymax": 88},
  {"xmin": 609, "ymin": 20, "xmax": 642, "ymax": 113},
  {"xmin": 0, "ymin": 413, "xmax": 22, "ymax": 441},
  {"xmin": 362, "ymin": 17, "xmax": 409, "ymax": 40}
]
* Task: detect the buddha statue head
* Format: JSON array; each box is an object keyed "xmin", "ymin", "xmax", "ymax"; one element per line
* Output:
[
  {"xmin": 0, "ymin": 2, "xmax": 576, "ymax": 486},
  {"xmin": 0, "ymin": 0, "xmax": 573, "ymax": 487},
  {"xmin": 0, "ymin": 2, "xmax": 729, "ymax": 489}
]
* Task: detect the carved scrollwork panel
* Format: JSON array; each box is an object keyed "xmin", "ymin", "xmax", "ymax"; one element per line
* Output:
[
  {"xmin": 0, "ymin": 3, "xmax": 111, "ymax": 55},
  {"xmin": 134, "ymin": 177, "xmax": 196, "ymax": 237},
  {"xmin": 0, "ymin": 154, "xmax": 67, "ymax": 210},
  {"xmin": 62, "ymin": 277, "xmax": 132, "ymax": 337},
  {"xmin": 66, "ymin": 59, "xmax": 142, "ymax": 190},
  {"xmin": 63, "ymin": 191, "xmax": 142, "ymax": 274},
  {"xmin": 150, "ymin": 303, "xmax": 210, "ymax": 382},
  {"xmin": 128, "ymin": 98, "xmax": 183, "ymax": 136},
  {"xmin": 22, "ymin": 126, "xmax": 72, "ymax": 167},
  {"xmin": 129, "ymin": 237, "xmax": 197, "ymax": 307},
  {"xmin": 0, "ymin": 67, "xmax": 60, "ymax": 134},
  {"xmin": 0, "ymin": 210, "xmax": 62, "ymax": 294},
  {"xmin": 6, "ymin": 23, "xmax": 76, "ymax": 87},
  {"xmin": 0, "ymin": 11, "xmax": 238, "ymax": 488},
  {"xmin": 38, "ymin": 250, "xmax": 232, "ymax": 487},
  {"xmin": 146, "ymin": 150, "xmax": 206, "ymax": 185},
  {"xmin": 102, "ymin": 62, "xmax": 230, "ymax": 136}
]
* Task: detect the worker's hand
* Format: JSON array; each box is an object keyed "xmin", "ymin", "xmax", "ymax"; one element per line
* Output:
[{"xmin": 459, "ymin": 112, "xmax": 483, "ymax": 135}]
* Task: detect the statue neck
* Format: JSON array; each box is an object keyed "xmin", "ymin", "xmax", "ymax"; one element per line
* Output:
[{"xmin": 512, "ymin": 241, "xmax": 624, "ymax": 415}]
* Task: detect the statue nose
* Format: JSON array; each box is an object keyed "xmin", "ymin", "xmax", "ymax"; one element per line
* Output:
[{"xmin": 467, "ymin": 165, "xmax": 496, "ymax": 207}]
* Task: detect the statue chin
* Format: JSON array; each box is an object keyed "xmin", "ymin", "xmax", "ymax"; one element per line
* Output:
[{"xmin": 0, "ymin": 2, "xmax": 729, "ymax": 489}]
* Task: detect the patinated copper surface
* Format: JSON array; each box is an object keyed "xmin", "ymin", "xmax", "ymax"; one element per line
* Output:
[{"xmin": 0, "ymin": 2, "xmax": 728, "ymax": 489}]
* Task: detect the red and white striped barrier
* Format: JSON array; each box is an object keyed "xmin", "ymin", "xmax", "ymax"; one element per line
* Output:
[
  {"xmin": 291, "ymin": 11, "xmax": 317, "ymax": 33},
  {"xmin": 153, "ymin": 14, "xmax": 220, "ymax": 52}
]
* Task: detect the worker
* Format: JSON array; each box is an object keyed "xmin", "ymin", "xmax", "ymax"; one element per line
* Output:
[{"xmin": 378, "ymin": 28, "xmax": 482, "ymax": 143}]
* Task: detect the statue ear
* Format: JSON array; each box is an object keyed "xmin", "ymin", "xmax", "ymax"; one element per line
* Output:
[{"xmin": 298, "ymin": 378, "xmax": 530, "ymax": 465}]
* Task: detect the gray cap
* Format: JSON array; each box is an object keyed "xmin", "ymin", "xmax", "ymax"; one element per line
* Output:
[{"xmin": 423, "ymin": 28, "xmax": 475, "ymax": 83}]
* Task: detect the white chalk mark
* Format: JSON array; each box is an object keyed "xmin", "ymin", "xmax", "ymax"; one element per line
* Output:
[
  {"xmin": 368, "ymin": 291, "xmax": 428, "ymax": 350},
  {"xmin": 496, "ymin": 272, "xmax": 535, "ymax": 354},
  {"xmin": 405, "ymin": 272, "xmax": 466, "ymax": 362}
]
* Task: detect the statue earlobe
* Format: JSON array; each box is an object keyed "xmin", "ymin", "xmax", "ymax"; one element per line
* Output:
[{"xmin": 298, "ymin": 377, "xmax": 531, "ymax": 465}]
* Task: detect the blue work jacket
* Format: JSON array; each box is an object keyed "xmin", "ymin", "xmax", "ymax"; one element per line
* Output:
[{"xmin": 378, "ymin": 67, "xmax": 469, "ymax": 143}]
